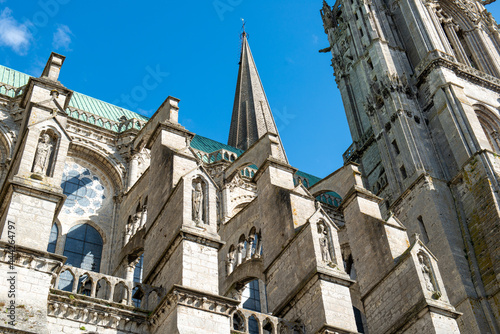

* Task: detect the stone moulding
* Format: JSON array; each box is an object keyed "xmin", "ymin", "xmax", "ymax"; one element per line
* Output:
[
  {"xmin": 415, "ymin": 50, "xmax": 500, "ymax": 93},
  {"xmin": 272, "ymin": 266, "xmax": 354, "ymax": 320},
  {"xmin": 0, "ymin": 241, "xmax": 65, "ymax": 278},
  {"xmin": 149, "ymin": 284, "xmax": 240, "ymax": 327},
  {"xmin": 0, "ymin": 178, "xmax": 66, "ymax": 221},
  {"xmin": 0, "ymin": 325, "xmax": 38, "ymax": 334},
  {"xmin": 317, "ymin": 324, "xmax": 360, "ymax": 334},
  {"xmin": 47, "ymin": 291, "xmax": 149, "ymax": 332}
]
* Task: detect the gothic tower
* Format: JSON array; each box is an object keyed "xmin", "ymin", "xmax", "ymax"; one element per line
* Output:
[
  {"xmin": 321, "ymin": 0, "xmax": 500, "ymax": 332},
  {"xmin": 228, "ymin": 32, "xmax": 287, "ymax": 159}
]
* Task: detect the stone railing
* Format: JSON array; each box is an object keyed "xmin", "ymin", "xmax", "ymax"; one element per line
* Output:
[
  {"xmin": 53, "ymin": 265, "xmax": 164, "ymax": 310},
  {"xmin": 316, "ymin": 192, "xmax": 342, "ymax": 208},
  {"xmin": 210, "ymin": 149, "xmax": 238, "ymax": 163},
  {"xmin": 0, "ymin": 83, "xmax": 25, "ymax": 98},
  {"xmin": 342, "ymin": 142, "xmax": 356, "ymax": 163},
  {"xmin": 195, "ymin": 149, "xmax": 240, "ymax": 164},
  {"xmin": 231, "ymin": 308, "xmax": 304, "ymax": 334},
  {"xmin": 241, "ymin": 165, "xmax": 257, "ymax": 179},
  {"xmin": 66, "ymin": 106, "xmax": 147, "ymax": 133},
  {"xmin": 48, "ymin": 291, "xmax": 150, "ymax": 334}
]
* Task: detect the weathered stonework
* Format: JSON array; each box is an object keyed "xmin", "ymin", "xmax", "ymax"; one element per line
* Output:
[
  {"xmin": 321, "ymin": 0, "xmax": 500, "ymax": 331},
  {"xmin": 0, "ymin": 16, "xmax": 468, "ymax": 333}
]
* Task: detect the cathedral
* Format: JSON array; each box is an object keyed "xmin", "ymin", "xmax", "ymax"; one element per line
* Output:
[{"xmin": 0, "ymin": 0, "xmax": 498, "ymax": 333}]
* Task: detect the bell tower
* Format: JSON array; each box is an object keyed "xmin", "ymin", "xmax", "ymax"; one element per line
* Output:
[{"xmin": 321, "ymin": 0, "xmax": 500, "ymax": 332}]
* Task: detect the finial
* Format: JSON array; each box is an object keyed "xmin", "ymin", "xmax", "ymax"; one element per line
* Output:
[{"xmin": 240, "ymin": 18, "xmax": 247, "ymax": 39}]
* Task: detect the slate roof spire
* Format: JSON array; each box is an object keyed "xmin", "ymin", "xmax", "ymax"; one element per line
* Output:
[{"xmin": 227, "ymin": 31, "xmax": 285, "ymax": 155}]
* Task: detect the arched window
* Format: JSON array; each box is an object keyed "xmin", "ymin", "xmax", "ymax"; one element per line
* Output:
[
  {"xmin": 242, "ymin": 279, "xmax": 261, "ymax": 312},
  {"xmin": 132, "ymin": 254, "xmax": 144, "ymax": 307},
  {"xmin": 248, "ymin": 315, "xmax": 259, "ymax": 334},
  {"xmin": 63, "ymin": 224, "xmax": 103, "ymax": 272},
  {"xmin": 47, "ymin": 223, "xmax": 58, "ymax": 253},
  {"xmin": 431, "ymin": 2, "xmax": 499, "ymax": 76},
  {"xmin": 475, "ymin": 106, "xmax": 500, "ymax": 153}
]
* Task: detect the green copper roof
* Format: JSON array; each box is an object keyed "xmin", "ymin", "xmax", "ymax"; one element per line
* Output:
[
  {"xmin": 0, "ymin": 64, "xmax": 341, "ymax": 202},
  {"xmin": 0, "ymin": 65, "xmax": 30, "ymax": 97},
  {"xmin": 69, "ymin": 92, "xmax": 149, "ymax": 124},
  {"xmin": 0, "ymin": 64, "xmax": 148, "ymax": 131},
  {"xmin": 191, "ymin": 135, "xmax": 244, "ymax": 155}
]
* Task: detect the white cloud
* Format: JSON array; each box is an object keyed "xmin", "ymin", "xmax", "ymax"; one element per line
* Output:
[
  {"xmin": 52, "ymin": 24, "xmax": 73, "ymax": 50},
  {"xmin": 0, "ymin": 8, "xmax": 31, "ymax": 55}
]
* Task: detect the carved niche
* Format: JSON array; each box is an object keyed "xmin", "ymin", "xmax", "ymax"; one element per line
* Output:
[
  {"xmin": 317, "ymin": 220, "xmax": 336, "ymax": 266},
  {"xmin": 192, "ymin": 178, "xmax": 206, "ymax": 226},
  {"xmin": 417, "ymin": 251, "xmax": 441, "ymax": 299},
  {"xmin": 32, "ymin": 130, "xmax": 57, "ymax": 176}
]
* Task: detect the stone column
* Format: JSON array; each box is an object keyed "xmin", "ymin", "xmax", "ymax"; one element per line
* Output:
[{"xmin": 127, "ymin": 154, "xmax": 139, "ymax": 189}]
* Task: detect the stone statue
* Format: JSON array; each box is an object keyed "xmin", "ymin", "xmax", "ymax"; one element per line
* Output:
[
  {"xmin": 226, "ymin": 252, "xmax": 235, "ymax": 276},
  {"xmin": 32, "ymin": 133, "xmax": 54, "ymax": 175},
  {"xmin": 318, "ymin": 221, "xmax": 332, "ymax": 263},
  {"xmin": 124, "ymin": 221, "xmax": 132, "ymax": 245},
  {"xmin": 320, "ymin": 0, "xmax": 336, "ymax": 33},
  {"xmin": 192, "ymin": 181, "xmax": 204, "ymax": 225},
  {"xmin": 216, "ymin": 195, "xmax": 222, "ymax": 228},
  {"xmin": 131, "ymin": 213, "xmax": 140, "ymax": 235},
  {"xmin": 418, "ymin": 253, "xmax": 435, "ymax": 292},
  {"xmin": 140, "ymin": 205, "xmax": 148, "ymax": 228}
]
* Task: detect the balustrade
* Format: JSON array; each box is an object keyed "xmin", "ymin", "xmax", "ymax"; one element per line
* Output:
[
  {"xmin": 0, "ymin": 83, "xmax": 24, "ymax": 97},
  {"xmin": 66, "ymin": 106, "xmax": 147, "ymax": 133},
  {"xmin": 231, "ymin": 308, "xmax": 304, "ymax": 334},
  {"xmin": 53, "ymin": 265, "xmax": 163, "ymax": 310}
]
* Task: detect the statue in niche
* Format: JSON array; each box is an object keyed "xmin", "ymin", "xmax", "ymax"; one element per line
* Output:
[
  {"xmin": 124, "ymin": 220, "xmax": 132, "ymax": 245},
  {"xmin": 418, "ymin": 253, "xmax": 437, "ymax": 292},
  {"xmin": 226, "ymin": 251, "xmax": 235, "ymax": 276},
  {"xmin": 318, "ymin": 221, "xmax": 333, "ymax": 264},
  {"xmin": 192, "ymin": 180, "xmax": 204, "ymax": 225},
  {"xmin": 216, "ymin": 194, "xmax": 222, "ymax": 229},
  {"xmin": 131, "ymin": 213, "xmax": 140, "ymax": 235},
  {"xmin": 32, "ymin": 133, "xmax": 55, "ymax": 175},
  {"xmin": 140, "ymin": 205, "xmax": 148, "ymax": 228}
]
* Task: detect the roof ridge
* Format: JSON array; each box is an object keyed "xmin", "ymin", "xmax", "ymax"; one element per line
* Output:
[
  {"xmin": 0, "ymin": 63, "xmax": 148, "ymax": 123},
  {"xmin": 71, "ymin": 91, "xmax": 149, "ymax": 121},
  {"xmin": 0, "ymin": 64, "xmax": 32, "ymax": 82}
]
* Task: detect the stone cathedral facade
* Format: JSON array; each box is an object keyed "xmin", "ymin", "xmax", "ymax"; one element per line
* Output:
[
  {"xmin": 0, "ymin": 4, "xmax": 493, "ymax": 332},
  {"xmin": 321, "ymin": 0, "xmax": 500, "ymax": 332}
]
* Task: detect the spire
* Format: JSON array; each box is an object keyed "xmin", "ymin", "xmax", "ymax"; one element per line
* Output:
[{"xmin": 227, "ymin": 31, "xmax": 283, "ymax": 153}]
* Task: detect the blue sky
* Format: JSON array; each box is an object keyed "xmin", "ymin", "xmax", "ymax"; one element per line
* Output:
[{"xmin": 0, "ymin": 1, "xmax": 499, "ymax": 178}]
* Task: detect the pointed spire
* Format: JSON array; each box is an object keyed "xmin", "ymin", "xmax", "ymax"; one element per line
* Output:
[{"xmin": 227, "ymin": 32, "xmax": 282, "ymax": 152}]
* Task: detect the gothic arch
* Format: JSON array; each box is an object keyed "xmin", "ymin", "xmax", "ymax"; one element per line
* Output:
[
  {"xmin": 0, "ymin": 128, "xmax": 12, "ymax": 187},
  {"xmin": 68, "ymin": 142, "xmax": 125, "ymax": 192},
  {"xmin": 434, "ymin": 0, "xmax": 499, "ymax": 74},
  {"xmin": 64, "ymin": 219, "xmax": 107, "ymax": 245},
  {"xmin": 474, "ymin": 104, "xmax": 500, "ymax": 152},
  {"xmin": 63, "ymin": 222, "xmax": 104, "ymax": 273},
  {"xmin": 48, "ymin": 218, "xmax": 63, "ymax": 253},
  {"xmin": 0, "ymin": 122, "xmax": 14, "ymax": 159},
  {"xmin": 438, "ymin": 0, "xmax": 476, "ymax": 30}
]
